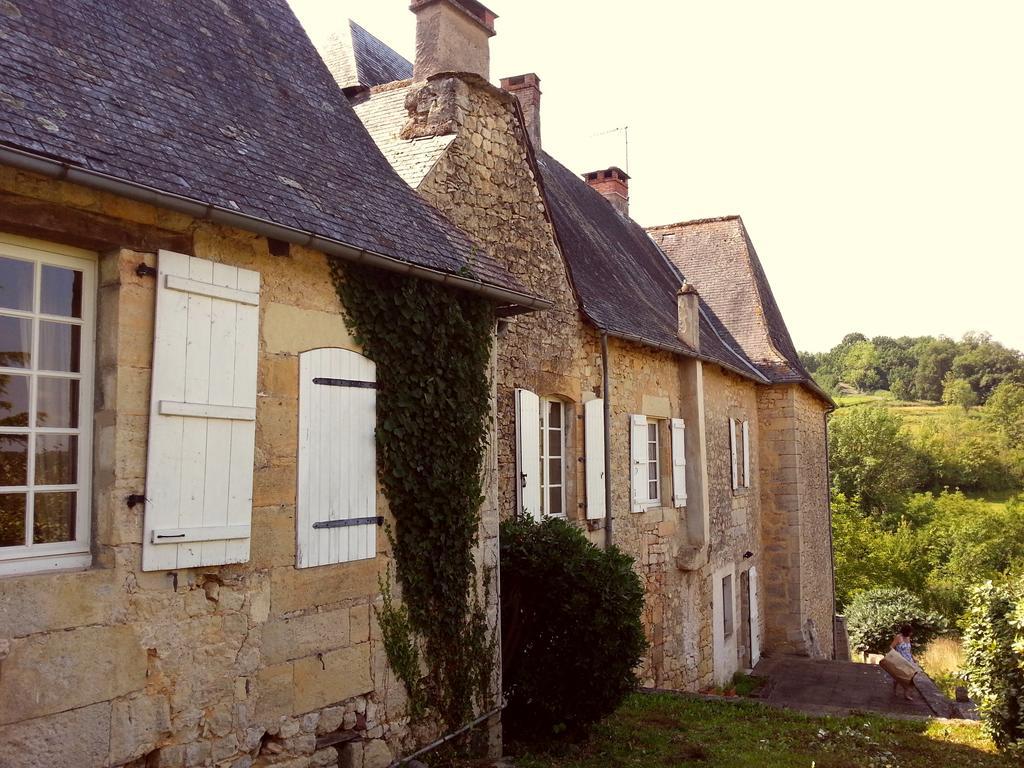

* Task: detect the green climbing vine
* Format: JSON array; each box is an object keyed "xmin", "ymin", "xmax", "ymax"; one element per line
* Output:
[{"xmin": 329, "ymin": 260, "xmax": 496, "ymax": 730}]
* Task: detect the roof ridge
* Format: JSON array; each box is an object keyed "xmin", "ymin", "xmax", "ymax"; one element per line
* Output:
[
  {"xmin": 369, "ymin": 78, "xmax": 413, "ymax": 94},
  {"xmin": 646, "ymin": 214, "xmax": 742, "ymax": 231}
]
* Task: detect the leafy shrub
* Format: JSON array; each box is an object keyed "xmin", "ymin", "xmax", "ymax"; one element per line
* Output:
[
  {"xmin": 500, "ymin": 517, "xmax": 646, "ymax": 742},
  {"xmin": 845, "ymin": 587, "xmax": 946, "ymax": 655},
  {"xmin": 963, "ymin": 580, "xmax": 1024, "ymax": 753}
]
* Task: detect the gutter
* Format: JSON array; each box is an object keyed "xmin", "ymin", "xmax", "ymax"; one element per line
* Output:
[{"xmin": 0, "ymin": 145, "xmax": 552, "ymax": 314}]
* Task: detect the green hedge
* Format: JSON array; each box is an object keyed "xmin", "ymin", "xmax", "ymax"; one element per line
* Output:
[
  {"xmin": 963, "ymin": 580, "xmax": 1024, "ymax": 753},
  {"xmin": 500, "ymin": 518, "xmax": 647, "ymax": 742},
  {"xmin": 845, "ymin": 587, "xmax": 946, "ymax": 656}
]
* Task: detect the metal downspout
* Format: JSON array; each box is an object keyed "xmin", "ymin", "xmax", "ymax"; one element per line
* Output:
[
  {"xmin": 601, "ymin": 332, "xmax": 613, "ymax": 549},
  {"xmin": 824, "ymin": 407, "xmax": 837, "ymax": 659}
]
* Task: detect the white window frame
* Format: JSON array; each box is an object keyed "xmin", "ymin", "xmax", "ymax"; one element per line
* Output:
[
  {"xmin": 0, "ymin": 235, "xmax": 95, "ymax": 576},
  {"xmin": 645, "ymin": 420, "xmax": 661, "ymax": 505},
  {"xmin": 539, "ymin": 397, "xmax": 566, "ymax": 517}
]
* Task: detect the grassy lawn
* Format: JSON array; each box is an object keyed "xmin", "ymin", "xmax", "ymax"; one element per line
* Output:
[{"xmin": 506, "ymin": 693, "xmax": 1013, "ymax": 768}]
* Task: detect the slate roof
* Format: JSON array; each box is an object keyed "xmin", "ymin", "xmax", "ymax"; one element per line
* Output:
[
  {"xmin": 352, "ymin": 83, "xmax": 455, "ymax": 188},
  {"xmin": 322, "ymin": 20, "xmax": 414, "ymax": 93},
  {"xmin": 648, "ymin": 217, "xmax": 823, "ymax": 394},
  {"xmin": 534, "ymin": 152, "xmax": 768, "ymax": 380},
  {"xmin": 0, "ymin": 0, "xmax": 531, "ymax": 300}
]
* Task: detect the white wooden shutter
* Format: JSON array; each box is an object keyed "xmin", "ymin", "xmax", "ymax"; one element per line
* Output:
[
  {"xmin": 729, "ymin": 418, "xmax": 738, "ymax": 490},
  {"xmin": 742, "ymin": 420, "xmax": 751, "ymax": 488},
  {"xmin": 630, "ymin": 414, "xmax": 647, "ymax": 513},
  {"xmin": 142, "ymin": 251, "xmax": 259, "ymax": 571},
  {"xmin": 297, "ymin": 348, "xmax": 377, "ymax": 568},
  {"xmin": 515, "ymin": 389, "xmax": 541, "ymax": 520},
  {"xmin": 749, "ymin": 565, "xmax": 761, "ymax": 666},
  {"xmin": 584, "ymin": 399, "xmax": 606, "ymax": 520},
  {"xmin": 671, "ymin": 418, "xmax": 687, "ymax": 508}
]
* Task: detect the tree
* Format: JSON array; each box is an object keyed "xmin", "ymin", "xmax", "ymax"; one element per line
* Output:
[
  {"xmin": 872, "ymin": 335, "xmax": 916, "ymax": 393},
  {"xmin": 841, "ymin": 340, "xmax": 881, "ymax": 392},
  {"xmin": 942, "ymin": 375, "xmax": 978, "ymax": 412},
  {"xmin": 828, "ymin": 406, "xmax": 918, "ymax": 519},
  {"xmin": 912, "ymin": 337, "xmax": 958, "ymax": 402},
  {"xmin": 951, "ymin": 332, "xmax": 1024, "ymax": 403},
  {"xmin": 987, "ymin": 382, "xmax": 1024, "ymax": 444}
]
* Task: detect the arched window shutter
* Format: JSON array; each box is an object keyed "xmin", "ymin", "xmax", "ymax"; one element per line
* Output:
[{"xmin": 296, "ymin": 348, "xmax": 378, "ymax": 568}]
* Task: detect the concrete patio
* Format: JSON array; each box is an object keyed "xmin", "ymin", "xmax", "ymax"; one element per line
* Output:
[{"xmin": 751, "ymin": 656, "xmax": 960, "ymax": 718}]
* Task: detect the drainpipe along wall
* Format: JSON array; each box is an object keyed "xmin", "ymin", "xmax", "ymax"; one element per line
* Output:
[{"xmin": 601, "ymin": 332, "xmax": 613, "ymax": 549}]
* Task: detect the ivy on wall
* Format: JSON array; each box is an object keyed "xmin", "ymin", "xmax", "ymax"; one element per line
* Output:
[{"xmin": 329, "ymin": 261, "xmax": 496, "ymax": 730}]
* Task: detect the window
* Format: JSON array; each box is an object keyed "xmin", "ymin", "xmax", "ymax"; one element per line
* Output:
[
  {"xmin": 646, "ymin": 421, "xmax": 660, "ymax": 503},
  {"xmin": 630, "ymin": 414, "xmax": 669, "ymax": 512},
  {"xmin": 722, "ymin": 573, "xmax": 734, "ymax": 637},
  {"xmin": 539, "ymin": 398, "xmax": 565, "ymax": 516},
  {"xmin": 0, "ymin": 239, "xmax": 95, "ymax": 575},
  {"xmin": 730, "ymin": 418, "xmax": 751, "ymax": 490}
]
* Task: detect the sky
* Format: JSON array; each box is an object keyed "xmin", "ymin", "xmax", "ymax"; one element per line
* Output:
[{"xmin": 288, "ymin": 1, "xmax": 1024, "ymax": 353}]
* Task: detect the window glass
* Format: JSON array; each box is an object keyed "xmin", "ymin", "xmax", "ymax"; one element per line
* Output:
[
  {"xmin": 647, "ymin": 421, "xmax": 660, "ymax": 503},
  {"xmin": 35, "ymin": 434, "xmax": 78, "ymax": 485},
  {"xmin": 0, "ymin": 373, "xmax": 30, "ymax": 426},
  {"xmin": 41, "ymin": 265, "xmax": 83, "ymax": 318},
  {"xmin": 0, "ymin": 493, "xmax": 26, "ymax": 546},
  {"xmin": 0, "ymin": 315, "xmax": 32, "ymax": 368},
  {"xmin": 36, "ymin": 377, "xmax": 79, "ymax": 428},
  {"xmin": 33, "ymin": 491, "xmax": 76, "ymax": 543},
  {"xmin": 0, "ymin": 256, "xmax": 34, "ymax": 311},
  {"xmin": 0, "ymin": 435, "xmax": 28, "ymax": 486},
  {"xmin": 38, "ymin": 322, "xmax": 82, "ymax": 372}
]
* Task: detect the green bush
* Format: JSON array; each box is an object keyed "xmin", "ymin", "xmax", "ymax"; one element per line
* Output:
[
  {"xmin": 845, "ymin": 587, "xmax": 946, "ymax": 656},
  {"xmin": 500, "ymin": 517, "xmax": 647, "ymax": 742},
  {"xmin": 963, "ymin": 580, "xmax": 1024, "ymax": 753}
]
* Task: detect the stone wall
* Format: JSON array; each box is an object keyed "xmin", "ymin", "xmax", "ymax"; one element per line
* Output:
[
  {"xmin": 794, "ymin": 385, "xmax": 834, "ymax": 658},
  {"xmin": 756, "ymin": 382, "xmax": 833, "ymax": 659},
  {"xmin": 0, "ymin": 167, "xmax": 499, "ymax": 767},
  {"xmin": 406, "ymin": 74, "xmax": 590, "ymax": 520},
  {"xmin": 696, "ymin": 365, "xmax": 764, "ymax": 685}
]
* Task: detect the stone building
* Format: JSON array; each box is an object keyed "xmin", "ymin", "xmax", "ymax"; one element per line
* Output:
[
  {"xmin": 649, "ymin": 217, "xmax": 836, "ymax": 658},
  {"xmin": 340, "ymin": 0, "xmax": 835, "ymax": 691},
  {"xmin": 0, "ymin": 1, "xmax": 546, "ymax": 766}
]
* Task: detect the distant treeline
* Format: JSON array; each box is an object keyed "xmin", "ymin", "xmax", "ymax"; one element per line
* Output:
[{"xmin": 800, "ymin": 332, "xmax": 1024, "ymax": 402}]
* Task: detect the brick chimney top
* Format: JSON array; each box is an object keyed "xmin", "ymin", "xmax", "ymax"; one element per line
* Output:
[
  {"xmin": 584, "ymin": 167, "xmax": 630, "ymax": 217},
  {"xmin": 410, "ymin": 0, "xmax": 498, "ymax": 82},
  {"xmin": 500, "ymin": 73, "xmax": 542, "ymax": 149}
]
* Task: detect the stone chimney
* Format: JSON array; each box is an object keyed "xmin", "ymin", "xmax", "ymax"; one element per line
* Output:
[
  {"xmin": 410, "ymin": 0, "xmax": 497, "ymax": 82},
  {"xmin": 584, "ymin": 167, "xmax": 630, "ymax": 217},
  {"xmin": 677, "ymin": 282, "xmax": 700, "ymax": 351},
  {"xmin": 500, "ymin": 73, "xmax": 542, "ymax": 149}
]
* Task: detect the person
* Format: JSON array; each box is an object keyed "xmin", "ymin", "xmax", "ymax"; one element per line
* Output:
[{"xmin": 890, "ymin": 624, "xmax": 916, "ymax": 700}]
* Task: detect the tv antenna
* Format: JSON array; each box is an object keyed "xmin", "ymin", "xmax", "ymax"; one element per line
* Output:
[{"xmin": 588, "ymin": 125, "xmax": 630, "ymax": 173}]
